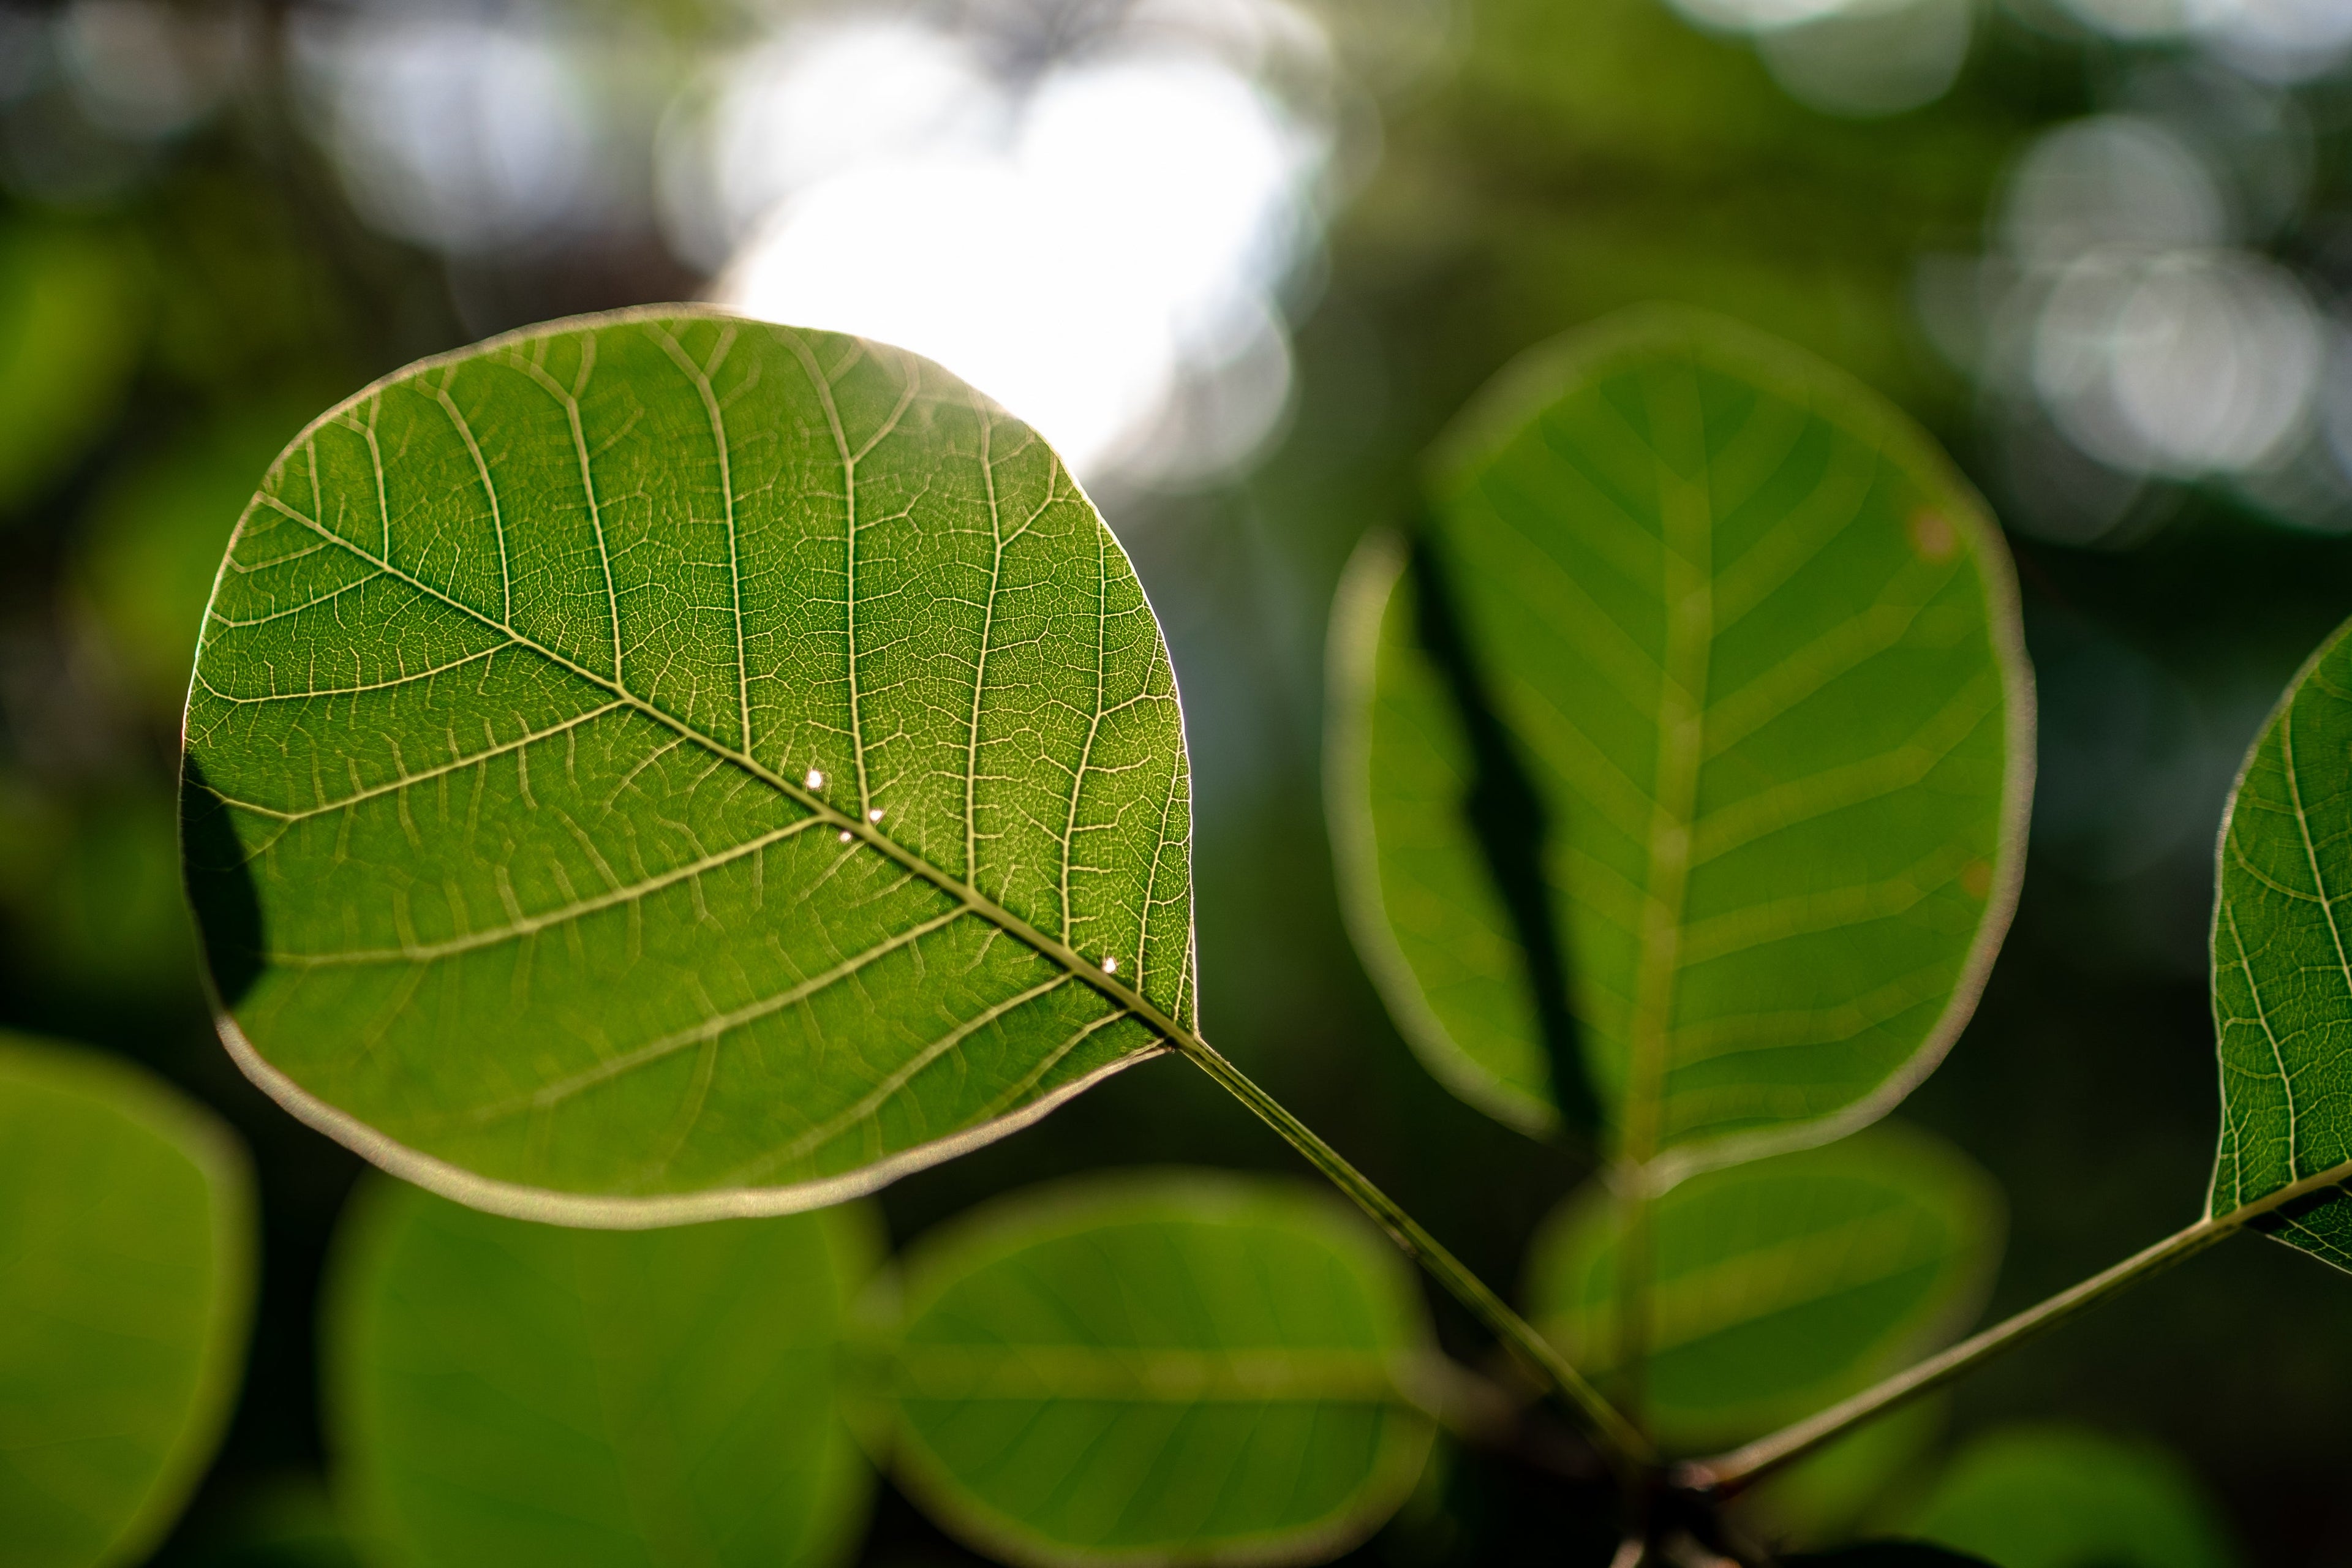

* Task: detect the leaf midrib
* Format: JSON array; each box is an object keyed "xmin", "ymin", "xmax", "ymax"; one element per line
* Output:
[{"xmin": 233, "ymin": 486, "xmax": 1178, "ymax": 1050}]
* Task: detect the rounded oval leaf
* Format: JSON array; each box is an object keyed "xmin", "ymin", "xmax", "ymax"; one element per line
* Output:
[
  {"xmin": 1329, "ymin": 308, "xmax": 2032, "ymax": 1181},
  {"xmin": 0, "ymin": 1034, "xmax": 255, "ymax": 1568},
  {"xmin": 1904, "ymin": 1424, "xmax": 2238, "ymax": 1568},
  {"xmin": 1524, "ymin": 1122, "xmax": 2000, "ymax": 1450},
  {"xmin": 325, "ymin": 1177, "xmax": 880, "ymax": 1568},
  {"xmin": 2209, "ymin": 619, "xmax": 2352, "ymax": 1266},
  {"xmin": 866, "ymin": 1171, "xmax": 1439, "ymax": 1568},
  {"xmin": 183, "ymin": 309, "xmax": 1194, "ymax": 1224}
]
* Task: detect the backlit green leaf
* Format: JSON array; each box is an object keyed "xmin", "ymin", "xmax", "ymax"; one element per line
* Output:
[
  {"xmin": 183, "ymin": 309, "xmax": 1193, "ymax": 1224},
  {"xmin": 1524, "ymin": 1123, "xmax": 1999, "ymax": 1450},
  {"xmin": 2208, "ymin": 619, "xmax": 2352, "ymax": 1267},
  {"xmin": 1329, "ymin": 308, "xmax": 2030, "ymax": 1180},
  {"xmin": 325, "ymin": 1176, "xmax": 880, "ymax": 1568},
  {"xmin": 0, "ymin": 1034, "xmax": 255, "ymax": 1568},
  {"xmin": 865, "ymin": 1172, "xmax": 1439, "ymax": 1568},
  {"xmin": 1905, "ymin": 1425, "xmax": 2238, "ymax": 1568}
]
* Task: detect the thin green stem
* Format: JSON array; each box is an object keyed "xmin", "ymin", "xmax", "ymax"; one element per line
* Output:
[
  {"xmin": 1683, "ymin": 1152, "xmax": 2352, "ymax": 1494},
  {"xmin": 1174, "ymin": 1036, "xmax": 1656, "ymax": 1469}
]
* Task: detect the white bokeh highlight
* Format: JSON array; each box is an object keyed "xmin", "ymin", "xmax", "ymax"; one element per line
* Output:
[
  {"xmin": 291, "ymin": 10, "xmax": 601, "ymax": 255},
  {"xmin": 686, "ymin": 9, "xmax": 1333, "ymax": 487}
]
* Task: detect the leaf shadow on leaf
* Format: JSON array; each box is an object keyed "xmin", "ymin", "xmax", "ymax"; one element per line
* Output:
[
  {"xmin": 2247, "ymin": 1176, "xmax": 2352, "ymax": 1240},
  {"xmin": 1404, "ymin": 524, "xmax": 1604, "ymax": 1139},
  {"xmin": 179, "ymin": 755, "xmax": 263, "ymax": 1009}
]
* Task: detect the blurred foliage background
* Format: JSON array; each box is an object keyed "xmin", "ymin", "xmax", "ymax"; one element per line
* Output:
[{"xmin": 4, "ymin": 0, "xmax": 2351, "ymax": 1561}]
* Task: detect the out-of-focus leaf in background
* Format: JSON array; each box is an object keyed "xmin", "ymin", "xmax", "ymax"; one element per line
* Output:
[
  {"xmin": 1727, "ymin": 1398, "xmax": 1947, "ymax": 1554},
  {"xmin": 325, "ymin": 1179, "xmax": 879, "ymax": 1568},
  {"xmin": 74, "ymin": 404, "xmax": 318, "ymax": 718},
  {"xmin": 1523, "ymin": 1124, "xmax": 1999, "ymax": 1452},
  {"xmin": 1903, "ymin": 1423, "xmax": 2240, "ymax": 1568},
  {"xmin": 0, "ymin": 221, "xmax": 145, "ymax": 518},
  {"xmin": 0, "ymin": 1034, "xmax": 254, "ymax": 1568},
  {"xmin": 862, "ymin": 1172, "xmax": 1439, "ymax": 1568}
]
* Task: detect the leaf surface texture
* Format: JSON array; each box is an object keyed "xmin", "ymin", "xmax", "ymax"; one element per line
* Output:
[
  {"xmin": 183, "ymin": 310, "xmax": 1194, "ymax": 1221},
  {"xmin": 2209, "ymin": 620, "xmax": 2352, "ymax": 1267},
  {"xmin": 1330, "ymin": 309, "xmax": 2030, "ymax": 1179}
]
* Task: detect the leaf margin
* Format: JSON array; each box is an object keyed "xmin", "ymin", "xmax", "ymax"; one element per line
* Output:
[
  {"xmin": 1329, "ymin": 303, "xmax": 2037, "ymax": 1186},
  {"xmin": 862, "ymin": 1167, "xmax": 1444, "ymax": 1568},
  {"xmin": 179, "ymin": 303, "xmax": 1197, "ymax": 1231},
  {"xmin": 0, "ymin": 1031, "xmax": 258, "ymax": 1568}
]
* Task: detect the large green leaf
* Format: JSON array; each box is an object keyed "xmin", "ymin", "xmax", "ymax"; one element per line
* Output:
[
  {"xmin": 325, "ymin": 1176, "xmax": 879, "ymax": 1568},
  {"xmin": 1523, "ymin": 1123, "xmax": 1999, "ymax": 1450},
  {"xmin": 1904, "ymin": 1425, "xmax": 2238, "ymax": 1568},
  {"xmin": 183, "ymin": 309, "xmax": 1194, "ymax": 1224},
  {"xmin": 2209, "ymin": 619, "xmax": 2352, "ymax": 1267},
  {"xmin": 0, "ymin": 1034, "xmax": 255, "ymax": 1568},
  {"xmin": 1329, "ymin": 308, "xmax": 2031, "ymax": 1180},
  {"xmin": 864, "ymin": 1172, "xmax": 1439, "ymax": 1568}
]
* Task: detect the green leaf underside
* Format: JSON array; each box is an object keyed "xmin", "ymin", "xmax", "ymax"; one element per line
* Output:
[
  {"xmin": 1905, "ymin": 1425, "xmax": 2238, "ymax": 1568},
  {"xmin": 871, "ymin": 1172, "xmax": 1437, "ymax": 1568},
  {"xmin": 0, "ymin": 1035, "xmax": 254, "ymax": 1568},
  {"xmin": 2209, "ymin": 619, "xmax": 2352, "ymax": 1269},
  {"xmin": 184, "ymin": 309, "xmax": 1194, "ymax": 1221},
  {"xmin": 1525, "ymin": 1123, "xmax": 1999, "ymax": 1450},
  {"xmin": 326, "ymin": 1177, "xmax": 879, "ymax": 1568},
  {"xmin": 1334, "ymin": 308, "xmax": 2029, "ymax": 1175}
]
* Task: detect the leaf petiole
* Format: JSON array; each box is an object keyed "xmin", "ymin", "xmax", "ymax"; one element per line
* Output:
[
  {"xmin": 1172, "ymin": 1034, "xmax": 1656, "ymax": 1470},
  {"xmin": 1682, "ymin": 1152, "xmax": 2352, "ymax": 1494}
]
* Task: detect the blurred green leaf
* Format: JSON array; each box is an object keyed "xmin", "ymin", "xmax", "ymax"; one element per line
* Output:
[
  {"xmin": 0, "ymin": 782, "xmax": 201, "ymax": 1005},
  {"xmin": 0, "ymin": 222, "xmax": 145, "ymax": 514},
  {"xmin": 2207, "ymin": 617, "xmax": 2352, "ymax": 1265},
  {"xmin": 865, "ymin": 1171, "xmax": 1439, "ymax": 1568},
  {"xmin": 1523, "ymin": 1123, "xmax": 1999, "ymax": 1450},
  {"xmin": 76, "ymin": 403, "xmax": 317, "ymax": 715},
  {"xmin": 183, "ymin": 310, "xmax": 1193, "ymax": 1223},
  {"xmin": 1730, "ymin": 1395, "xmax": 1945, "ymax": 1552},
  {"xmin": 325, "ymin": 1177, "xmax": 880, "ymax": 1568},
  {"xmin": 0, "ymin": 1033, "xmax": 255, "ymax": 1568},
  {"xmin": 1329, "ymin": 307, "xmax": 2030, "ymax": 1181},
  {"xmin": 1904, "ymin": 1424, "xmax": 2239, "ymax": 1568}
]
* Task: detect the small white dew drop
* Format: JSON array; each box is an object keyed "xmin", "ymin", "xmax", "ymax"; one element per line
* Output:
[
  {"xmin": 805, "ymin": 768, "xmax": 825, "ymax": 789},
  {"xmin": 867, "ymin": 808, "xmax": 884, "ymax": 822},
  {"xmin": 1101, "ymin": 956, "xmax": 1119, "ymax": 974},
  {"xmin": 837, "ymin": 829, "xmax": 853, "ymax": 843}
]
